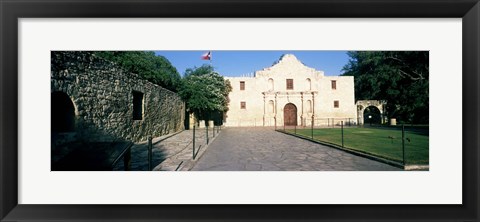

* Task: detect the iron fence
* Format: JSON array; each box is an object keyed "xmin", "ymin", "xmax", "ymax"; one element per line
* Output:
[{"xmin": 192, "ymin": 122, "xmax": 221, "ymax": 160}]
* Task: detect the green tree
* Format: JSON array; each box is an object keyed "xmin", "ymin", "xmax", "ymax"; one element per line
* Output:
[
  {"xmin": 178, "ymin": 65, "xmax": 232, "ymax": 125},
  {"xmin": 95, "ymin": 51, "xmax": 181, "ymax": 92},
  {"xmin": 342, "ymin": 51, "xmax": 429, "ymax": 124}
]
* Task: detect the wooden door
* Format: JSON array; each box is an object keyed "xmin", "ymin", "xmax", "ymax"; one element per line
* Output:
[{"xmin": 284, "ymin": 103, "xmax": 297, "ymax": 126}]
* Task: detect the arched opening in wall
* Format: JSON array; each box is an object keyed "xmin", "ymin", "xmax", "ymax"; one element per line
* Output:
[
  {"xmin": 306, "ymin": 78, "xmax": 311, "ymax": 90},
  {"xmin": 284, "ymin": 103, "xmax": 297, "ymax": 126},
  {"xmin": 363, "ymin": 106, "xmax": 382, "ymax": 125},
  {"xmin": 133, "ymin": 91, "xmax": 144, "ymax": 120},
  {"xmin": 184, "ymin": 110, "xmax": 190, "ymax": 130},
  {"xmin": 51, "ymin": 91, "xmax": 75, "ymax": 132},
  {"xmin": 268, "ymin": 78, "xmax": 274, "ymax": 91},
  {"xmin": 307, "ymin": 100, "xmax": 312, "ymax": 113},
  {"xmin": 269, "ymin": 100, "xmax": 274, "ymax": 113}
]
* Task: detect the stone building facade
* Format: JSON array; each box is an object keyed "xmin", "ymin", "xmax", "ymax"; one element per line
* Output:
[
  {"xmin": 51, "ymin": 51, "xmax": 185, "ymax": 149},
  {"xmin": 224, "ymin": 54, "xmax": 356, "ymax": 127}
]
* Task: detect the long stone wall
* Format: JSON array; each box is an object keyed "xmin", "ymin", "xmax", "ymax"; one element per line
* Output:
[{"xmin": 51, "ymin": 51, "xmax": 185, "ymax": 145}]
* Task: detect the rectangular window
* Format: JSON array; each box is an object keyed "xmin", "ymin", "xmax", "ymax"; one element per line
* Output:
[
  {"xmin": 331, "ymin": 80, "xmax": 337, "ymax": 90},
  {"xmin": 240, "ymin": 101, "xmax": 246, "ymax": 109},
  {"xmin": 240, "ymin": 81, "xmax": 245, "ymax": 90},
  {"xmin": 133, "ymin": 91, "xmax": 144, "ymax": 120},
  {"xmin": 334, "ymin": 100, "xmax": 339, "ymax": 108},
  {"xmin": 286, "ymin": 79, "xmax": 294, "ymax": 90}
]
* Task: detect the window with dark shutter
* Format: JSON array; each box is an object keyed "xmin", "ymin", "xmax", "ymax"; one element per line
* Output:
[
  {"xmin": 241, "ymin": 101, "xmax": 246, "ymax": 109},
  {"xmin": 334, "ymin": 100, "xmax": 339, "ymax": 108},
  {"xmin": 331, "ymin": 80, "xmax": 337, "ymax": 90},
  {"xmin": 286, "ymin": 79, "xmax": 293, "ymax": 90},
  {"xmin": 240, "ymin": 81, "xmax": 245, "ymax": 90}
]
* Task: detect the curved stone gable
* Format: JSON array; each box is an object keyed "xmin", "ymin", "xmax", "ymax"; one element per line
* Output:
[{"xmin": 256, "ymin": 54, "xmax": 324, "ymax": 78}]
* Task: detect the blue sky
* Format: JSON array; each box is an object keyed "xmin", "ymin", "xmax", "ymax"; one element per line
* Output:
[{"xmin": 155, "ymin": 51, "xmax": 350, "ymax": 77}]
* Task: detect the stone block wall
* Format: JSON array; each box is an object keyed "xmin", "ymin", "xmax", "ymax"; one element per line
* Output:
[{"xmin": 51, "ymin": 51, "xmax": 185, "ymax": 144}]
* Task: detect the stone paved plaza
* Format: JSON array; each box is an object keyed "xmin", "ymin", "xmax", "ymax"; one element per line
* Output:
[
  {"xmin": 192, "ymin": 127, "xmax": 400, "ymax": 171},
  {"xmin": 113, "ymin": 126, "xmax": 219, "ymax": 171}
]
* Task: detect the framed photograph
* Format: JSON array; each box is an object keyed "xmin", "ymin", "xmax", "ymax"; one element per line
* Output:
[{"xmin": 1, "ymin": 0, "xmax": 479, "ymax": 221}]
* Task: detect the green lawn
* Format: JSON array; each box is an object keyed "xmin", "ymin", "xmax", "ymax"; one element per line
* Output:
[{"xmin": 284, "ymin": 127, "xmax": 429, "ymax": 165}]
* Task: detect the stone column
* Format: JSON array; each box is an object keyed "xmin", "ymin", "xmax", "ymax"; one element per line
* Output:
[
  {"xmin": 358, "ymin": 107, "xmax": 364, "ymax": 125},
  {"xmin": 274, "ymin": 92, "xmax": 278, "ymax": 128},
  {"xmin": 311, "ymin": 92, "xmax": 315, "ymax": 127},
  {"xmin": 300, "ymin": 92, "xmax": 304, "ymax": 126},
  {"xmin": 379, "ymin": 107, "xmax": 384, "ymax": 124},
  {"xmin": 262, "ymin": 93, "xmax": 266, "ymax": 126},
  {"xmin": 381, "ymin": 103, "xmax": 387, "ymax": 124}
]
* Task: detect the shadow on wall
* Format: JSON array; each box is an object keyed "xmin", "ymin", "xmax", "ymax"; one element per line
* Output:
[{"xmin": 51, "ymin": 51, "xmax": 185, "ymax": 171}]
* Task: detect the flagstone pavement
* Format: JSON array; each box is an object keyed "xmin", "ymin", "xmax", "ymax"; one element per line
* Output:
[
  {"xmin": 115, "ymin": 127, "xmax": 400, "ymax": 171},
  {"xmin": 113, "ymin": 126, "xmax": 220, "ymax": 171},
  {"xmin": 192, "ymin": 127, "xmax": 401, "ymax": 171}
]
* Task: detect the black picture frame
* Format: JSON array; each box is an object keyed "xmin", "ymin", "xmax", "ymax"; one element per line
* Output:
[{"xmin": 1, "ymin": 0, "xmax": 478, "ymax": 221}]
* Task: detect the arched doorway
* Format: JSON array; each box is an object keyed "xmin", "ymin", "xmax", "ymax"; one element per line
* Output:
[
  {"xmin": 51, "ymin": 91, "xmax": 75, "ymax": 132},
  {"xmin": 356, "ymin": 100, "xmax": 387, "ymax": 125},
  {"xmin": 363, "ymin": 106, "xmax": 381, "ymax": 125},
  {"xmin": 284, "ymin": 103, "xmax": 297, "ymax": 126}
]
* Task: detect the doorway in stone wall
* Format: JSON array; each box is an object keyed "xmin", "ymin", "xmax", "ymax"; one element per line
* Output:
[
  {"xmin": 283, "ymin": 103, "xmax": 297, "ymax": 126},
  {"xmin": 51, "ymin": 91, "xmax": 75, "ymax": 132}
]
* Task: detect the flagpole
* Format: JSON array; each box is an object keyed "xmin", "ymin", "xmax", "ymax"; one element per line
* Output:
[{"xmin": 209, "ymin": 51, "xmax": 213, "ymax": 129}]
